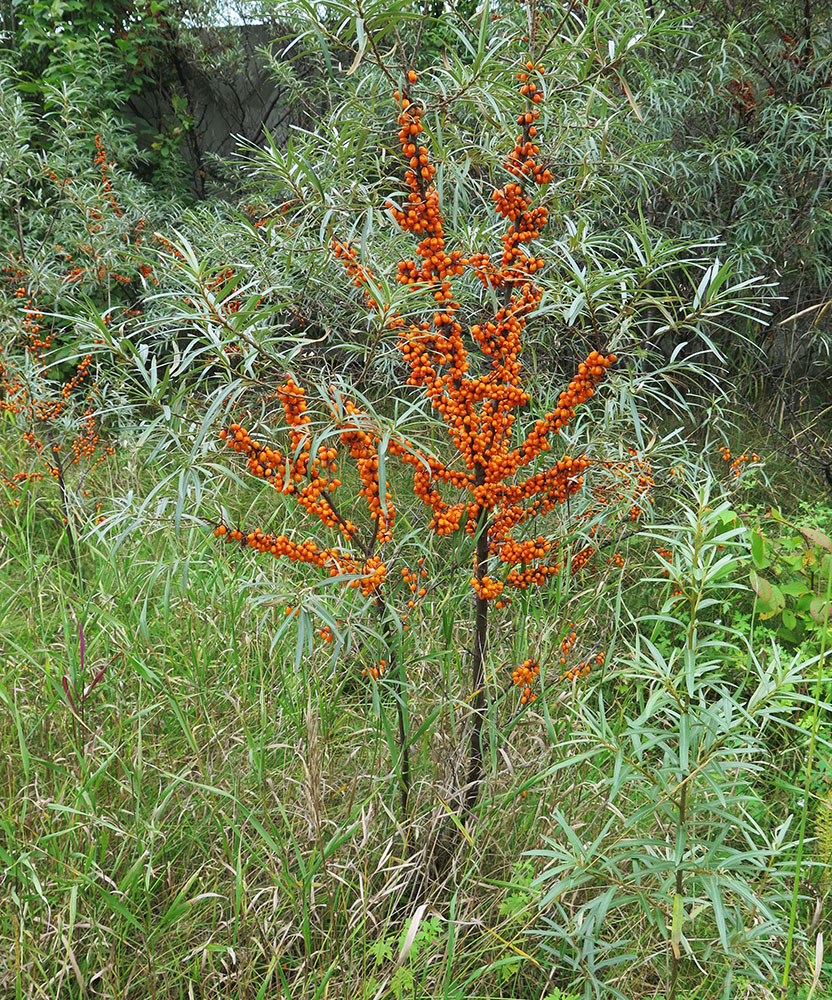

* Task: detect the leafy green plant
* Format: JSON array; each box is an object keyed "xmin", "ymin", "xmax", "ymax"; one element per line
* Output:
[
  {"xmin": 363, "ymin": 912, "xmax": 444, "ymax": 999},
  {"xmin": 749, "ymin": 510, "xmax": 832, "ymax": 647},
  {"xmin": 784, "ymin": 547, "xmax": 832, "ymax": 991},
  {"xmin": 529, "ymin": 481, "xmax": 825, "ymax": 998}
]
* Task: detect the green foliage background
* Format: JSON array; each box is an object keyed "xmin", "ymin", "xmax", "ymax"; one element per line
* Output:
[{"xmin": 1, "ymin": 1, "xmax": 832, "ymax": 998}]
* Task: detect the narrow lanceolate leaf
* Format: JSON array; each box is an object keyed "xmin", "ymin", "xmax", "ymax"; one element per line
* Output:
[
  {"xmin": 618, "ymin": 73, "xmax": 643, "ymax": 121},
  {"xmin": 347, "ymin": 17, "xmax": 367, "ymax": 76},
  {"xmin": 705, "ymin": 876, "xmax": 731, "ymax": 953}
]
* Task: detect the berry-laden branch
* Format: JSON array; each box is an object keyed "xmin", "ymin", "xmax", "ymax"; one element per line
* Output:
[
  {"xmin": 0, "ymin": 287, "xmax": 113, "ymax": 584},
  {"xmin": 334, "ymin": 64, "xmax": 615, "ymax": 814},
  {"xmin": 215, "ymin": 378, "xmax": 411, "ymax": 819}
]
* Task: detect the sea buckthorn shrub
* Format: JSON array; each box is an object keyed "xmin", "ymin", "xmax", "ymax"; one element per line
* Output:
[
  {"xmin": 65, "ymin": 0, "xmax": 781, "ymax": 865},
  {"xmin": 0, "ymin": 78, "xmax": 166, "ymax": 573},
  {"xmin": 115, "ymin": 0, "xmax": 778, "ymax": 830},
  {"xmin": 0, "ymin": 71, "xmax": 185, "ymax": 349},
  {"xmin": 0, "ymin": 26, "xmax": 337, "ymax": 415},
  {"xmin": 197, "ymin": 19, "xmax": 639, "ymax": 823},
  {"xmin": 333, "ymin": 55, "xmax": 624, "ymax": 808},
  {"xmin": 237, "ymin": 0, "xmax": 772, "ymax": 393},
  {"xmin": 0, "ymin": 296, "xmax": 114, "ymax": 579},
  {"xmin": 0, "ymin": 63, "xmax": 289, "ymax": 557},
  {"xmin": 530, "ymin": 486, "xmax": 817, "ymax": 998}
]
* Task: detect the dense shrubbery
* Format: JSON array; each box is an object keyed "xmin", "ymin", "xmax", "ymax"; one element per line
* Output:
[{"xmin": 1, "ymin": 1, "xmax": 831, "ymax": 999}]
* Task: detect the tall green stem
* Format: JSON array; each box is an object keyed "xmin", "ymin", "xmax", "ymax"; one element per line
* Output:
[
  {"xmin": 783, "ymin": 553, "xmax": 832, "ymax": 989},
  {"xmin": 669, "ymin": 507, "xmax": 705, "ymax": 999}
]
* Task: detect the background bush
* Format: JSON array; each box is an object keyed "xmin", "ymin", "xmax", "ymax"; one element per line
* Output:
[{"xmin": 1, "ymin": 1, "xmax": 831, "ymax": 998}]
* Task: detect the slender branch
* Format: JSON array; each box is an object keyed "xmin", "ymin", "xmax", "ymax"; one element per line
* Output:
[
  {"xmin": 355, "ymin": 0, "xmax": 399, "ymax": 90},
  {"xmin": 377, "ymin": 598, "xmax": 410, "ymax": 822},
  {"xmin": 668, "ymin": 778, "xmax": 687, "ymax": 1000},
  {"xmin": 52, "ymin": 447, "xmax": 81, "ymax": 586},
  {"xmin": 463, "ymin": 468, "xmax": 490, "ymax": 814}
]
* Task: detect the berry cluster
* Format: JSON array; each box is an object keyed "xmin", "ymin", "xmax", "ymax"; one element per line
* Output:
[
  {"xmin": 655, "ymin": 546, "xmax": 673, "ymax": 578},
  {"xmin": 215, "ymin": 378, "xmax": 394, "ymax": 599},
  {"xmin": 571, "ymin": 543, "xmax": 595, "ymax": 572},
  {"xmin": 719, "ymin": 446, "xmax": 761, "ymax": 478},
  {"xmin": 334, "ymin": 64, "xmax": 616, "ymax": 605},
  {"xmin": 558, "ymin": 627, "xmax": 578, "ymax": 666},
  {"xmin": 726, "ymin": 78, "xmax": 757, "ymax": 117},
  {"xmin": 333, "ymin": 240, "xmax": 385, "ymax": 312},
  {"xmin": 94, "ymin": 134, "xmax": 124, "ymax": 219},
  {"xmin": 562, "ymin": 651, "xmax": 604, "ymax": 684},
  {"xmin": 205, "ymin": 264, "xmax": 246, "ymax": 317},
  {"xmin": 401, "ymin": 559, "xmax": 429, "ymax": 610},
  {"xmin": 555, "ymin": 626, "xmax": 605, "ymax": 682},
  {"xmin": 511, "ymin": 658, "xmax": 540, "ymax": 704},
  {"xmin": 362, "ymin": 659, "xmax": 387, "ymax": 680},
  {"xmin": 627, "ymin": 451, "xmax": 655, "ymax": 521}
]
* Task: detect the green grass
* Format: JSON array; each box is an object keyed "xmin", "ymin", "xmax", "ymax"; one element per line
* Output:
[
  {"xmin": 1, "ymin": 435, "xmax": 830, "ymax": 1000},
  {"xmin": 0, "ymin": 486, "xmax": 584, "ymax": 999}
]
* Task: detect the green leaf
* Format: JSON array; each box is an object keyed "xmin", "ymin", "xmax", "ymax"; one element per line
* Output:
[
  {"xmin": 704, "ymin": 876, "xmax": 730, "ymax": 953},
  {"xmin": 750, "ymin": 529, "xmax": 767, "ymax": 569},
  {"xmin": 671, "ymin": 893, "xmax": 685, "ymax": 959},
  {"xmin": 477, "ymin": 0, "xmax": 490, "ymax": 60},
  {"xmin": 758, "ymin": 583, "xmax": 785, "ymax": 620},
  {"xmin": 368, "ymin": 935, "xmax": 393, "ymax": 966},
  {"xmin": 346, "ymin": 18, "xmax": 367, "ymax": 76},
  {"xmin": 749, "ymin": 569, "xmax": 772, "ymax": 604},
  {"xmin": 0, "ymin": 683, "xmax": 29, "ymax": 781}
]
